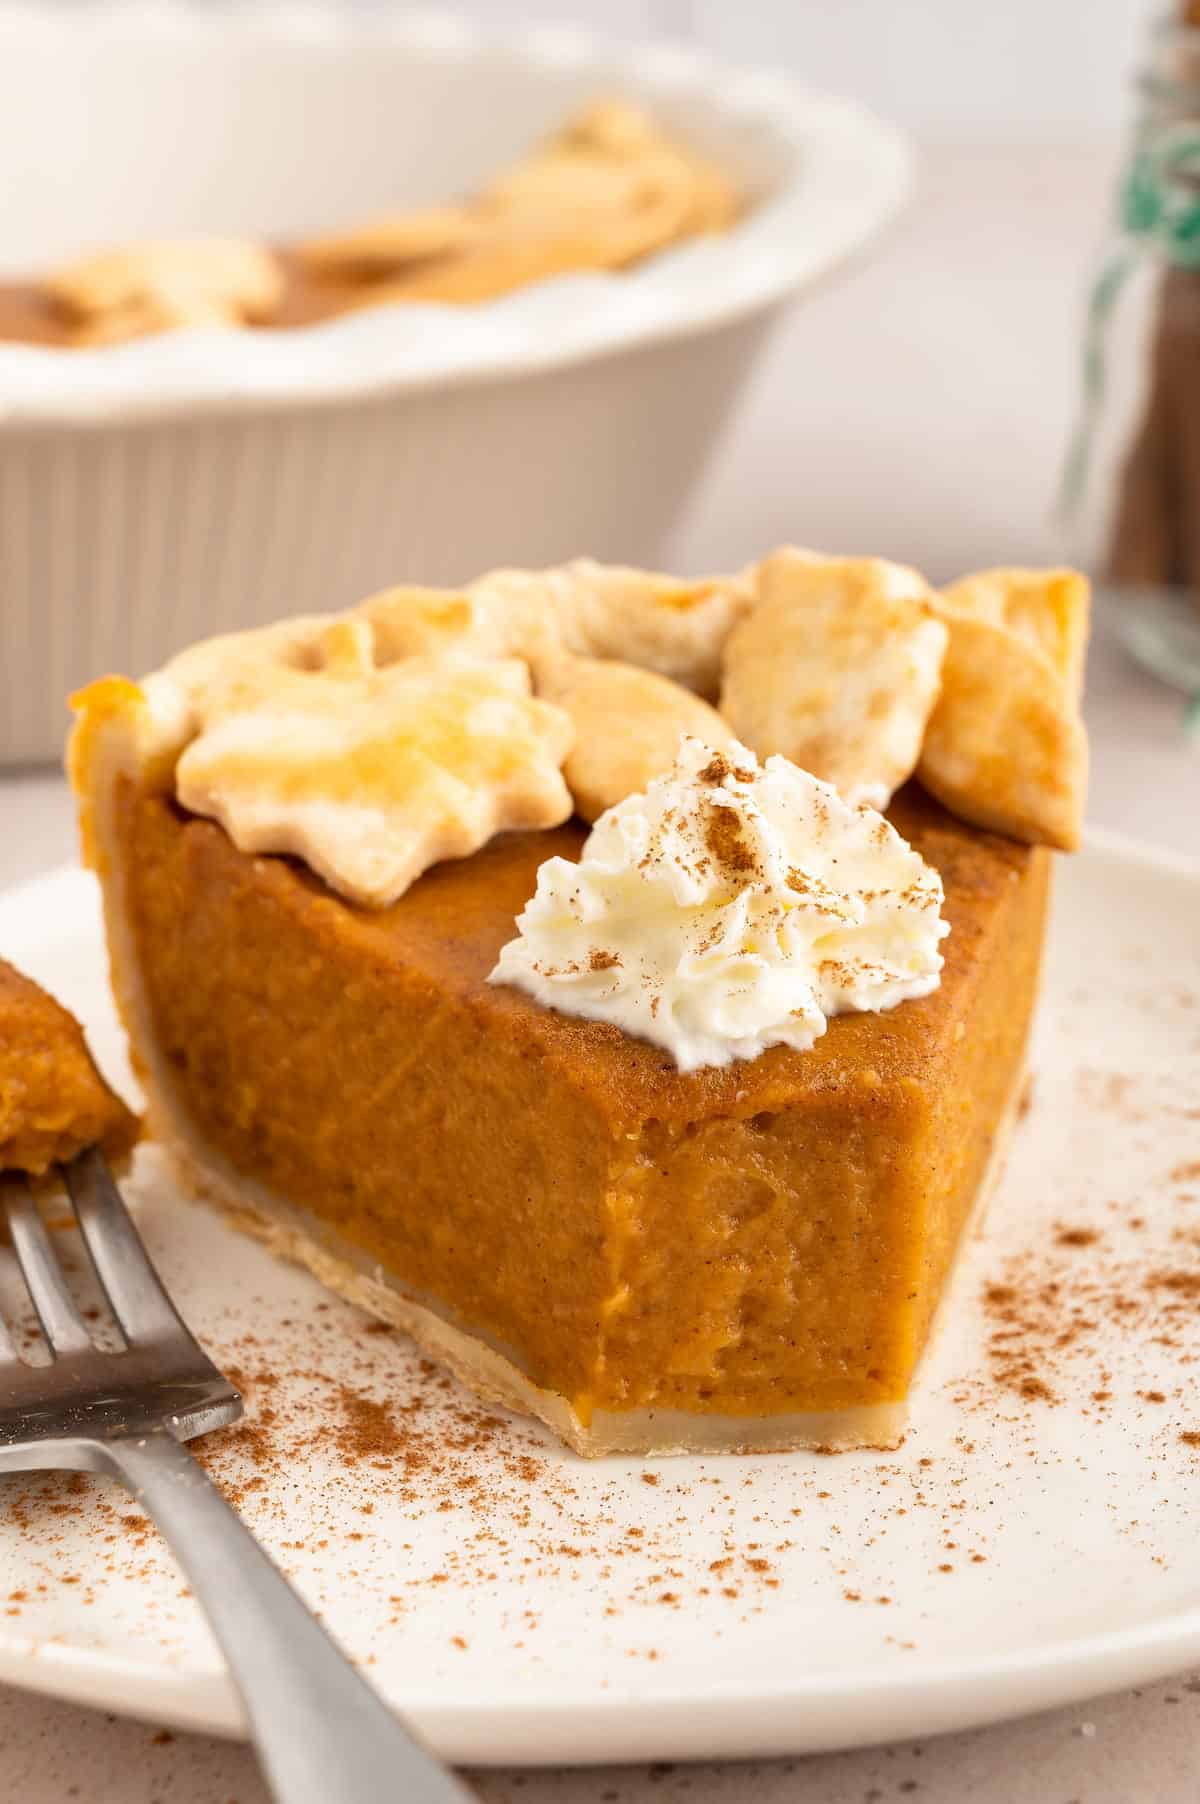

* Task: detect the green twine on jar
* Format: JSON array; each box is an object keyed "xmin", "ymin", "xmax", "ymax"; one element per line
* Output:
[
  {"xmin": 1063, "ymin": 121, "xmax": 1200, "ymax": 508},
  {"xmin": 1121, "ymin": 124, "xmax": 1200, "ymax": 267},
  {"xmin": 1061, "ymin": 117, "xmax": 1200, "ymax": 730},
  {"xmin": 1064, "ymin": 121, "xmax": 1200, "ymax": 518}
]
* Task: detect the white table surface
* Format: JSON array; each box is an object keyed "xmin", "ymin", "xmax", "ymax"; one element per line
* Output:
[{"xmin": 1, "ymin": 137, "xmax": 1198, "ymax": 1803}]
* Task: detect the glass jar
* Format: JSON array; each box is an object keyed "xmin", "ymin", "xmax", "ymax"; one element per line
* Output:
[{"xmin": 1062, "ymin": 13, "xmax": 1200, "ymax": 725}]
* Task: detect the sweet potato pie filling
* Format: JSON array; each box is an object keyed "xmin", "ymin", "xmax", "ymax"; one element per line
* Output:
[
  {"xmin": 0, "ymin": 958, "xmax": 137, "ymax": 1176},
  {"xmin": 113, "ymin": 775, "xmax": 1048, "ymax": 1426}
]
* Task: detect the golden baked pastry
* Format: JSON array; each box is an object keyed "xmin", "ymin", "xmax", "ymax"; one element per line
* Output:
[
  {"xmin": 169, "ymin": 625, "xmax": 574, "ymax": 909},
  {"xmin": 45, "ymin": 239, "xmax": 286, "ymax": 348},
  {"xmin": 919, "ymin": 568, "xmax": 1090, "ymax": 850},
  {"xmin": 464, "ymin": 559, "xmax": 756, "ymax": 699},
  {"xmin": 719, "ymin": 548, "xmax": 947, "ymax": 809},
  {"xmin": 537, "ymin": 655, "xmax": 740, "ymax": 822},
  {"xmin": 313, "ymin": 97, "xmax": 739, "ymax": 309}
]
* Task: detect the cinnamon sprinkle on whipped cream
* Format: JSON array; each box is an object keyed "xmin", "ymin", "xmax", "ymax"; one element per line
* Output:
[{"xmin": 488, "ymin": 736, "xmax": 950, "ymax": 1070}]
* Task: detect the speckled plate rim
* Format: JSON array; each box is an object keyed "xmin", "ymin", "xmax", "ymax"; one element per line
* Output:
[
  {"xmin": 0, "ymin": 830, "xmax": 1197, "ymax": 1766},
  {"xmin": 0, "ymin": 2, "xmax": 912, "ymax": 425}
]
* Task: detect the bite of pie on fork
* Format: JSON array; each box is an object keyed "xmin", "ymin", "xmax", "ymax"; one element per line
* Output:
[{"xmin": 0, "ymin": 956, "xmax": 471, "ymax": 1804}]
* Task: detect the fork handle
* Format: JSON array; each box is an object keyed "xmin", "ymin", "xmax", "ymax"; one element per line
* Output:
[{"xmin": 102, "ymin": 1429, "xmax": 473, "ymax": 1804}]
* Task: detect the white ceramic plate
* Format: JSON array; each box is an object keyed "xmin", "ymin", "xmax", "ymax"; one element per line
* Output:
[{"xmin": 0, "ymin": 835, "xmax": 1197, "ymax": 1767}]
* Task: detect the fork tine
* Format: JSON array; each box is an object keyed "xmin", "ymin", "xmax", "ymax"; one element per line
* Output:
[
  {"xmin": 2, "ymin": 1176, "xmax": 92, "ymax": 1357},
  {"xmin": 0, "ymin": 1262, "xmax": 20, "ymax": 1364},
  {"xmin": 64, "ymin": 1148, "xmax": 189, "ymax": 1348}
]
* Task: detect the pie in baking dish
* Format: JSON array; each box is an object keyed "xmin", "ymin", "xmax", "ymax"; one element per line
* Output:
[{"xmin": 0, "ymin": 101, "xmax": 741, "ymax": 348}]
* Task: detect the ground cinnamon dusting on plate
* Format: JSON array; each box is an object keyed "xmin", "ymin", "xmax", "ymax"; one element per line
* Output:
[
  {"xmin": 328, "ymin": 1383, "xmax": 402, "ymax": 1463},
  {"xmin": 1054, "ymin": 1226, "xmax": 1098, "ymax": 1249},
  {"xmin": 964, "ymin": 1183, "xmax": 1200, "ymax": 1418},
  {"xmin": 1, "ymin": 1026, "xmax": 1197, "ymax": 1674}
]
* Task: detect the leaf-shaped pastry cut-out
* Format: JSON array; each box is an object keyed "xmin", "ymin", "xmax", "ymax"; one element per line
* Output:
[
  {"xmin": 298, "ymin": 98, "xmax": 740, "ymax": 306},
  {"xmin": 46, "ymin": 239, "xmax": 284, "ymax": 344},
  {"xmin": 297, "ymin": 208, "xmax": 481, "ymax": 280},
  {"xmin": 476, "ymin": 558, "xmax": 754, "ymax": 699},
  {"xmin": 719, "ymin": 547, "xmax": 947, "ymax": 810},
  {"xmin": 540, "ymin": 656, "xmax": 741, "ymax": 822},
  {"xmin": 919, "ymin": 568, "xmax": 1090, "ymax": 850},
  {"xmin": 172, "ymin": 622, "xmax": 574, "ymax": 906}
]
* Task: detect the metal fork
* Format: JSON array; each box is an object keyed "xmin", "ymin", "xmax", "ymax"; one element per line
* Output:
[{"xmin": 0, "ymin": 1147, "xmax": 473, "ymax": 1804}]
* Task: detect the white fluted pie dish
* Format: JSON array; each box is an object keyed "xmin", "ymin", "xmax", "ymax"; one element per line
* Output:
[{"xmin": 0, "ymin": 2, "xmax": 910, "ymax": 765}]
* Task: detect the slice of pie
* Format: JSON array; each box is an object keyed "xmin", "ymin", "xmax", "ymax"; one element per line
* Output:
[
  {"xmin": 0, "ymin": 959, "xmax": 138, "ymax": 1176},
  {"xmin": 69, "ymin": 552, "xmax": 1086, "ymax": 1455}
]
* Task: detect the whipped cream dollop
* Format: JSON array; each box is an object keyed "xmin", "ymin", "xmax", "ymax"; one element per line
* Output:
[{"xmin": 488, "ymin": 736, "xmax": 950, "ymax": 1071}]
